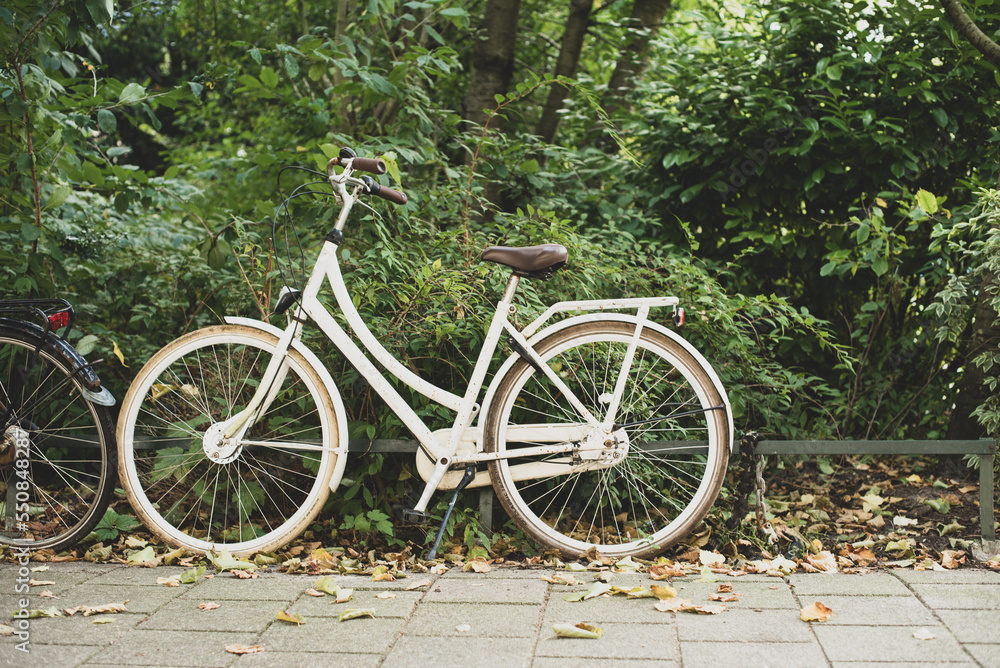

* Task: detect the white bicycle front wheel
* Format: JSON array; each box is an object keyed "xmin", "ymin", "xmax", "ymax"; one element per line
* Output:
[
  {"xmin": 485, "ymin": 320, "xmax": 730, "ymax": 559},
  {"xmin": 117, "ymin": 325, "xmax": 340, "ymax": 555}
]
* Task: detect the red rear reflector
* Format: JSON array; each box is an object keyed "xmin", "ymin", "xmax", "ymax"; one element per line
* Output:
[{"xmin": 48, "ymin": 311, "xmax": 70, "ymax": 329}]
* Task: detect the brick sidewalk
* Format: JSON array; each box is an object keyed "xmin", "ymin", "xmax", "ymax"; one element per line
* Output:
[{"xmin": 2, "ymin": 563, "xmax": 999, "ymax": 667}]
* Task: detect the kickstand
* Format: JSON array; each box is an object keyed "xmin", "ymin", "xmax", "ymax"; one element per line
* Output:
[{"xmin": 426, "ymin": 465, "xmax": 477, "ymax": 561}]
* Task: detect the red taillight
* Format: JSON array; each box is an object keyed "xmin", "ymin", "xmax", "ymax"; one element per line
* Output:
[
  {"xmin": 48, "ymin": 311, "xmax": 70, "ymax": 330},
  {"xmin": 673, "ymin": 307, "xmax": 685, "ymax": 327}
]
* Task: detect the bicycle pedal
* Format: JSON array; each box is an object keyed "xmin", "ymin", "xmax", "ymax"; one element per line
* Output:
[{"xmin": 401, "ymin": 508, "xmax": 431, "ymax": 525}]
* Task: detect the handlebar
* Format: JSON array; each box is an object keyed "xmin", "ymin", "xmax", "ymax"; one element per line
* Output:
[
  {"xmin": 328, "ymin": 155, "xmax": 387, "ymax": 175},
  {"xmin": 360, "ymin": 176, "xmax": 408, "ymax": 205}
]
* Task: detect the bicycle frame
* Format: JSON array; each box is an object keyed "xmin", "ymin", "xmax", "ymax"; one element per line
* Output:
[{"xmin": 221, "ymin": 163, "xmax": 702, "ymax": 516}]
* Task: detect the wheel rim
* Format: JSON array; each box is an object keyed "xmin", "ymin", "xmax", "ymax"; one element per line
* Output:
[
  {"xmin": 490, "ymin": 325, "xmax": 727, "ymax": 558},
  {"xmin": 120, "ymin": 329, "xmax": 335, "ymax": 554},
  {"xmin": 0, "ymin": 335, "xmax": 110, "ymax": 549}
]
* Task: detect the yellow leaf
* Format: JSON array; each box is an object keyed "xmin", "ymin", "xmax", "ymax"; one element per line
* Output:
[
  {"xmin": 276, "ymin": 610, "xmax": 305, "ymax": 625},
  {"xmin": 112, "ymin": 340, "xmax": 128, "ymax": 367},
  {"xmin": 552, "ymin": 622, "xmax": 602, "ymax": 639}
]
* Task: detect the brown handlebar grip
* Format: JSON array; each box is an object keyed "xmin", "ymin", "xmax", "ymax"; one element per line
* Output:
[
  {"xmin": 375, "ymin": 185, "xmax": 407, "ymax": 205},
  {"xmin": 351, "ymin": 157, "xmax": 387, "ymax": 174},
  {"xmin": 328, "ymin": 156, "xmax": 387, "ymax": 175}
]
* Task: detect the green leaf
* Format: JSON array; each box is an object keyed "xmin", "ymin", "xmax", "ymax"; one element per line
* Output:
[
  {"xmin": 314, "ymin": 576, "xmax": 339, "ymax": 596},
  {"xmin": 82, "ymin": 161, "xmax": 105, "ymax": 186},
  {"xmin": 45, "ymin": 185, "xmax": 71, "ymax": 210},
  {"xmin": 119, "ymin": 83, "xmax": 146, "ymax": 104},
  {"xmin": 260, "ymin": 66, "xmax": 279, "ymax": 88},
  {"xmin": 97, "ymin": 109, "xmax": 117, "ymax": 133},
  {"xmin": 85, "ymin": 0, "xmax": 114, "ymax": 24},
  {"xmin": 179, "ymin": 565, "xmax": 206, "ymax": 584},
  {"xmin": 924, "ymin": 497, "xmax": 950, "ymax": 514},
  {"xmin": 855, "ymin": 222, "xmax": 870, "ymax": 244},
  {"xmin": 916, "ymin": 189, "xmax": 938, "ymax": 215},
  {"xmin": 76, "ymin": 334, "xmax": 99, "ymax": 356},
  {"xmin": 284, "ymin": 54, "xmax": 300, "ymax": 78},
  {"xmin": 871, "ymin": 256, "xmax": 889, "ymax": 276},
  {"xmin": 127, "ymin": 546, "xmax": 156, "ymax": 564},
  {"xmin": 932, "ymin": 108, "xmax": 948, "ymax": 128},
  {"xmin": 250, "ymin": 47, "xmax": 262, "ymax": 64}
]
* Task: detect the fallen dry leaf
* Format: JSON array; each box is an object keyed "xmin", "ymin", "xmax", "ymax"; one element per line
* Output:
[
  {"xmin": 654, "ymin": 598, "xmax": 725, "ymax": 614},
  {"xmin": 198, "ymin": 602, "xmax": 221, "ymax": 610},
  {"xmin": 304, "ymin": 588, "xmax": 325, "ymax": 597},
  {"xmin": 541, "ymin": 573, "xmax": 579, "ymax": 586},
  {"xmin": 64, "ymin": 601, "xmax": 129, "ymax": 617},
  {"xmin": 29, "ymin": 579, "xmax": 56, "ymax": 586},
  {"xmin": 429, "ymin": 564, "xmax": 449, "ymax": 575},
  {"xmin": 405, "ymin": 580, "xmax": 432, "ymax": 591},
  {"xmin": 800, "ymin": 601, "xmax": 833, "ymax": 622},
  {"xmin": 232, "ymin": 569, "xmax": 258, "ymax": 579},
  {"xmin": 716, "ymin": 584, "xmax": 734, "ymax": 593},
  {"xmin": 376, "ymin": 592, "xmax": 396, "ymax": 599},
  {"xmin": 39, "ymin": 590, "xmax": 58, "ymax": 599},
  {"xmin": 455, "ymin": 623, "xmax": 472, "ymax": 632},
  {"xmin": 552, "ymin": 622, "xmax": 602, "ymax": 639},
  {"xmin": 804, "ymin": 551, "xmax": 838, "ymax": 573},
  {"xmin": 156, "ymin": 577, "xmax": 181, "ymax": 587},
  {"xmin": 0, "ymin": 624, "xmax": 14, "ymax": 637},
  {"xmin": 913, "ymin": 627, "xmax": 936, "ymax": 640},
  {"xmin": 648, "ymin": 563, "xmax": 685, "ymax": 580},
  {"xmin": 709, "ymin": 592, "xmax": 739, "ymax": 602},
  {"xmin": 225, "ymin": 644, "xmax": 265, "ymax": 655}
]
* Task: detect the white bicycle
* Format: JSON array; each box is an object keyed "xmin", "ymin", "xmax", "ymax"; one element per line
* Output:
[{"xmin": 116, "ymin": 148, "xmax": 735, "ymax": 559}]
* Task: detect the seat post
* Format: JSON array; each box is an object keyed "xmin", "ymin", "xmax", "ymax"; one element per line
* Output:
[{"xmin": 502, "ymin": 273, "xmax": 521, "ymax": 304}]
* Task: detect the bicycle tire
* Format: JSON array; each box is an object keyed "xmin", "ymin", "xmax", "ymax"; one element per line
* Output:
[
  {"xmin": 116, "ymin": 325, "xmax": 340, "ymax": 555},
  {"xmin": 485, "ymin": 320, "xmax": 730, "ymax": 559},
  {"xmin": 0, "ymin": 322, "xmax": 115, "ymax": 551}
]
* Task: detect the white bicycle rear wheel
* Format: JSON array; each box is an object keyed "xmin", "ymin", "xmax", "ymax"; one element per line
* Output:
[
  {"xmin": 117, "ymin": 325, "xmax": 339, "ymax": 555},
  {"xmin": 485, "ymin": 320, "xmax": 729, "ymax": 559}
]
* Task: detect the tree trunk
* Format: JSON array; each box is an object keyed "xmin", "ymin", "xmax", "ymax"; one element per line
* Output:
[
  {"xmin": 463, "ymin": 0, "xmax": 522, "ymax": 132},
  {"xmin": 939, "ymin": 0, "xmax": 1000, "ymax": 68},
  {"xmin": 599, "ymin": 0, "xmax": 672, "ymax": 128},
  {"xmin": 463, "ymin": 0, "xmax": 522, "ymax": 209},
  {"xmin": 535, "ymin": 0, "xmax": 593, "ymax": 145}
]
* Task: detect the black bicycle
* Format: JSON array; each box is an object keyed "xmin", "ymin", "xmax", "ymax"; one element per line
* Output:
[{"xmin": 0, "ymin": 299, "xmax": 116, "ymax": 551}]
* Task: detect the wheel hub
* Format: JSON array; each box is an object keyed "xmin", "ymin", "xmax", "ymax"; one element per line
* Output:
[
  {"xmin": 574, "ymin": 428, "xmax": 630, "ymax": 468},
  {"xmin": 202, "ymin": 422, "xmax": 242, "ymax": 464}
]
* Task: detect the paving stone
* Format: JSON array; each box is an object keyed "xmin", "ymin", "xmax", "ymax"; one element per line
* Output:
[
  {"xmin": 671, "ymin": 579, "xmax": 798, "ymax": 609},
  {"xmin": 175, "ymin": 574, "xmax": 306, "ymax": 601},
  {"xmin": 533, "ymin": 659, "xmax": 678, "ymax": 668},
  {"xmin": 908, "ymin": 583, "xmax": 1000, "ymax": 609},
  {"xmin": 405, "ymin": 602, "xmax": 540, "ymax": 637},
  {"xmin": 335, "ymin": 573, "xmax": 439, "ymax": 591},
  {"xmin": 535, "ymin": 621, "xmax": 678, "ymax": 660},
  {"xmin": 789, "ymin": 572, "xmax": 913, "ymax": 596},
  {"xmin": 421, "ymin": 577, "xmax": 547, "ymax": 604},
  {"xmin": 384, "ymin": 635, "xmax": 535, "ymax": 668},
  {"xmin": 680, "ymin": 640, "xmax": 828, "ymax": 667},
  {"xmin": 964, "ymin": 644, "xmax": 1000, "ymax": 668},
  {"xmin": 85, "ymin": 567, "xmax": 190, "ymax": 587},
  {"xmin": 937, "ymin": 609, "xmax": 1000, "ymax": 643},
  {"xmin": 801, "ymin": 595, "xmax": 936, "ymax": 626},
  {"xmin": 440, "ymin": 567, "xmax": 556, "ymax": 580},
  {"xmin": 5, "ymin": 612, "xmax": 144, "ymax": 645},
  {"xmin": 544, "ymin": 585, "xmax": 681, "ymax": 624},
  {"xmin": 139, "ymin": 599, "xmax": 281, "ymax": 633},
  {"xmin": 829, "ymin": 662, "xmax": 976, "ymax": 667},
  {"xmin": 231, "ymin": 650, "xmax": 382, "ymax": 667},
  {"xmin": 674, "ymin": 608, "xmax": 815, "ymax": 643},
  {"xmin": 892, "ymin": 569, "xmax": 1000, "ymax": 584},
  {"xmin": 257, "ymin": 615, "xmax": 403, "ymax": 654},
  {"xmin": 57, "ymin": 583, "xmax": 185, "ymax": 614},
  {"xmin": 86, "ymin": 629, "xmax": 260, "ymax": 667},
  {"xmin": 813, "ymin": 624, "xmax": 968, "ymax": 663},
  {"xmin": 0, "ymin": 642, "xmax": 103, "ymax": 667},
  {"xmin": 286, "ymin": 589, "xmax": 422, "ymax": 618}
]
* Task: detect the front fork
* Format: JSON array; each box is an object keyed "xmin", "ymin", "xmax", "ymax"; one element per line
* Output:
[{"xmin": 206, "ymin": 312, "xmax": 303, "ymax": 461}]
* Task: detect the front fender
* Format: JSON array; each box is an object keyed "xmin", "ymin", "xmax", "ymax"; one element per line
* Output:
[
  {"xmin": 224, "ymin": 316, "xmax": 350, "ymax": 492},
  {"xmin": 475, "ymin": 312, "xmax": 735, "ymax": 455}
]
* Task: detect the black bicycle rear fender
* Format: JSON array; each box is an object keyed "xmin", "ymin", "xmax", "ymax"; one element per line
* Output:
[{"xmin": 0, "ymin": 317, "xmax": 116, "ymax": 407}]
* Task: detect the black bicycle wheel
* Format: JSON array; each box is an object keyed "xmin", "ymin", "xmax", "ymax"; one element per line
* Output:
[{"xmin": 0, "ymin": 323, "xmax": 115, "ymax": 551}]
